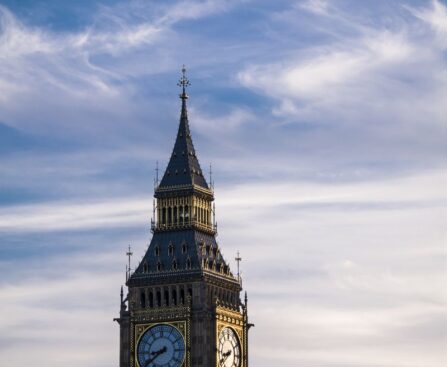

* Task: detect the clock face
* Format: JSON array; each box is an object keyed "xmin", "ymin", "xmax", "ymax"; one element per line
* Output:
[
  {"xmin": 137, "ymin": 324, "xmax": 185, "ymax": 367},
  {"xmin": 218, "ymin": 327, "xmax": 241, "ymax": 367}
]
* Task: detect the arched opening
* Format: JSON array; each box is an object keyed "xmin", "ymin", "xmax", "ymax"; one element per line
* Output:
[
  {"xmin": 180, "ymin": 288, "xmax": 185, "ymax": 304},
  {"xmin": 164, "ymin": 289, "xmax": 169, "ymax": 306},
  {"xmin": 173, "ymin": 206, "xmax": 178, "ymax": 224},
  {"xmin": 172, "ymin": 289, "xmax": 177, "ymax": 306},
  {"xmin": 149, "ymin": 291, "xmax": 154, "ymax": 308},
  {"xmin": 162, "ymin": 207, "xmax": 166, "ymax": 225},
  {"xmin": 180, "ymin": 205, "xmax": 184, "ymax": 224},
  {"xmin": 156, "ymin": 290, "xmax": 161, "ymax": 307},
  {"xmin": 140, "ymin": 291, "xmax": 146, "ymax": 308},
  {"xmin": 168, "ymin": 207, "xmax": 172, "ymax": 225},
  {"xmin": 184, "ymin": 205, "xmax": 189, "ymax": 223}
]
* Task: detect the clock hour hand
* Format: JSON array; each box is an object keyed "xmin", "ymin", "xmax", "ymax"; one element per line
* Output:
[
  {"xmin": 220, "ymin": 350, "xmax": 232, "ymax": 365},
  {"xmin": 144, "ymin": 346, "xmax": 167, "ymax": 367}
]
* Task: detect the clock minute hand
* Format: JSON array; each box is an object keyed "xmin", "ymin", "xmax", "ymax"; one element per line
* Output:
[{"xmin": 151, "ymin": 346, "xmax": 167, "ymax": 356}]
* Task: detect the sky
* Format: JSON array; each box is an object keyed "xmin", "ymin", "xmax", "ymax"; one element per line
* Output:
[{"xmin": 0, "ymin": 0, "xmax": 446, "ymax": 366}]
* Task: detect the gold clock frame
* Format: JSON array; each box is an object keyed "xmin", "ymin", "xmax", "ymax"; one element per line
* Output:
[
  {"xmin": 134, "ymin": 321, "xmax": 188, "ymax": 367},
  {"xmin": 215, "ymin": 306, "xmax": 245, "ymax": 367}
]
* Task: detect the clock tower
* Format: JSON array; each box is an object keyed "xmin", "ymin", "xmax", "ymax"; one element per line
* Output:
[{"xmin": 115, "ymin": 67, "xmax": 252, "ymax": 367}]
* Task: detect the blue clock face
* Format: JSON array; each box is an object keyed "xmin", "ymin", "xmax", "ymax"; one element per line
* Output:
[{"xmin": 137, "ymin": 324, "xmax": 186, "ymax": 367}]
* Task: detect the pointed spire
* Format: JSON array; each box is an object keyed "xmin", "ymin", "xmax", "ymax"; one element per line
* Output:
[{"xmin": 158, "ymin": 66, "xmax": 209, "ymax": 190}]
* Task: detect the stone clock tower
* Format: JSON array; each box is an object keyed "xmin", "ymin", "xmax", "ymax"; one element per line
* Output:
[{"xmin": 115, "ymin": 68, "xmax": 252, "ymax": 367}]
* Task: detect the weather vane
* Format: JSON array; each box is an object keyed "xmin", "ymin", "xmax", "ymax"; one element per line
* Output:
[{"xmin": 177, "ymin": 64, "xmax": 190, "ymax": 99}]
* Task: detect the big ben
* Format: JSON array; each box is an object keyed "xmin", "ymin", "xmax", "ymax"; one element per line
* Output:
[{"xmin": 115, "ymin": 67, "xmax": 252, "ymax": 367}]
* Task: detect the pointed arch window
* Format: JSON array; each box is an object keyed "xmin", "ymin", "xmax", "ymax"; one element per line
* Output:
[
  {"xmin": 172, "ymin": 288, "xmax": 177, "ymax": 306},
  {"xmin": 156, "ymin": 290, "xmax": 161, "ymax": 307},
  {"xmin": 172, "ymin": 259, "xmax": 178, "ymax": 270},
  {"xmin": 164, "ymin": 289, "xmax": 169, "ymax": 306},
  {"xmin": 148, "ymin": 291, "xmax": 154, "ymax": 308},
  {"xmin": 140, "ymin": 291, "xmax": 146, "ymax": 308},
  {"xmin": 162, "ymin": 208, "xmax": 166, "ymax": 225},
  {"xmin": 184, "ymin": 205, "xmax": 189, "ymax": 222},
  {"xmin": 180, "ymin": 288, "xmax": 185, "ymax": 304},
  {"xmin": 157, "ymin": 261, "xmax": 162, "ymax": 271},
  {"xmin": 168, "ymin": 244, "xmax": 174, "ymax": 256},
  {"xmin": 168, "ymin": 207, "xmax": 172, "ymax": 225},
  {"xmin": 155, "ymin": 245, "xmax": 160, "ymax": 257}
]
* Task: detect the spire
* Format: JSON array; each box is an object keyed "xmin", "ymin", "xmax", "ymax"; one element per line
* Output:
[{"xmin": 158, "ymin": 66, "xmax": 209, "ymax": 190}]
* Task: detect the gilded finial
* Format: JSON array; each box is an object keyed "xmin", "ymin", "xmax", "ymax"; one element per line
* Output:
[{"xmin": 177, "ymin": 64, "xmax": 190, "ymax": 99}]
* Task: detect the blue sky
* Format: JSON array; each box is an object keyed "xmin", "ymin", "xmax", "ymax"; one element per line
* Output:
[{"xmin": 0, "ymin": 1, "xmax": 446, "ymax": 366}]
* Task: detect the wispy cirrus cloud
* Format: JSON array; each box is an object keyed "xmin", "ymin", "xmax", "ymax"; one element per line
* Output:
[
  {"xmin": 299, "ymin": 0, "xmax": 329, "ymax": 15},
  {"xmin": 239, "ymin": 1, "xmax": 447, "ymax": 127},
  {"xmin": 0, "ymin": 0, "xmax": 236, "ymax": 128}
]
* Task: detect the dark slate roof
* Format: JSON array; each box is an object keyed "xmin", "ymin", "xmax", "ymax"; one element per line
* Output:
[
  {"xmin": 130, "ymin": 229, "xmax": 235, "ymax": 283},
  {"xmin": 158, "ymin": 97, "xmax": 209, "ymax": 190}
]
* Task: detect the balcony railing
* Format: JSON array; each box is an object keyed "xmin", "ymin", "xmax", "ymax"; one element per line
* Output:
[{"xmin": 151, "ymin": 218, "xmax": 217, "ymax": 234}]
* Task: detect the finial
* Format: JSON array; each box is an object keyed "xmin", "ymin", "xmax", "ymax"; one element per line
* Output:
[
  {"xmin": 209, "ymin": 163, "xmax": 213, "ymax": 190},
  {"xmin": 177, "ymin": 64, "xmax": 190, "ymax": 100},
  {"xmin": 235, "ymin": 251, "xmax": 242, "ymax": 283},
  {"xmin": 126, "ymin": 245, "xmax": 133, "ymax": 280}
]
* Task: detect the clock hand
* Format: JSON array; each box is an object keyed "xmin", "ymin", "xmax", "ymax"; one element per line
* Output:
[
  {"xmin": 151, "ymin": 346, "xmax": 167, "ymax": 356},
  {"xmin": 144, "ymin": 346, "xmax": 168, "ymax": 367},
  {"xmin": 220, "ymin": 350, "xmax": 232, "ymax": 365}
]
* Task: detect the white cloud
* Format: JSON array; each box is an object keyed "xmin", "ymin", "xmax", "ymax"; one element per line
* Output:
[
  {"xmin": 407, "ymin": 0, "xmax": 447, "ymax": 48},
  {"xmin": 299, "ymin": 0, "xmax": 329, "ymax": 15},
  {"xmin": 159, "ymin": 0, "xmax": 232, "ymax": 26},
  {"xmin": 240, "ymin": 31, "xmax": 414, "ymax": 101},
  {"xmin": 191, "ymin": 107, "xmax": 255, "ymax": 135},
  {"xmin": 0, "ymin": 196, "xmax": 150, "ymax": 232},
  {"xmin": 0, "ymin": 0, "xmax": 235, "ymax": 126},
  {"xmin": 0, "ymin": 6, "xmax": 55, "ymax": 58},
  {"xmin": 238, "ymin": 1, "xmax": 447, "ymax": 134},
  {"xmin": 0, "ymin": 268, "xmax": 122, "ymax": 367}
]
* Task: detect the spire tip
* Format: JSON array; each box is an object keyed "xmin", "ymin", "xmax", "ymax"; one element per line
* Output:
[{"xmin": 177, "ymin": 65, "xmax": 190, "ymax": 100}]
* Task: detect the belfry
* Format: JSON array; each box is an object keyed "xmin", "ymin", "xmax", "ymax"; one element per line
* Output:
[{"xmin": 115, "ymin": 67, "xmax": 251, "ymax": 367}]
